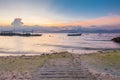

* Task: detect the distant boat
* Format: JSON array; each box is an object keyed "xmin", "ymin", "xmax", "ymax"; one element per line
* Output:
[
  {"xmin": 20, "ymin": 33, "xmax": 42, "ymax": 36},
  {"xmin": 67, "ymin": 33, "xmax": 82, "ymax": 36},
  {"xmin": 0, "ymin": 31, "xmax": 42, "ymax": 37},
  {"xmin": 0, "ymin": 31, "xmax": 15, "ymax": 36}
]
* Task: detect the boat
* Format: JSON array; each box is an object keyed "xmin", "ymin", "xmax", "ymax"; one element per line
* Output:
[
  {"xmin": 21, "ymin": 33, "xmax": 42, "ymax": 36},
  {"xmin": 0, "ymin": 31, "xmax": 42, "ymax": 37},
  {"xmin": 67, "ymin": 33, "xmax": 82, "ymax": 36},
  {"xmin": 0, "ymin": 31, "xmax": 15, "ymax": 36}
]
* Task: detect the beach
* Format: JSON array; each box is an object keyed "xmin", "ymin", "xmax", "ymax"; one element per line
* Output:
[
  {"xmin": 80, "ymin": 50, "xmax": 120, "ymax": 80},
  {"xmin": 0, "ymin": 51, "xmax": 119, "ymax": 80}
]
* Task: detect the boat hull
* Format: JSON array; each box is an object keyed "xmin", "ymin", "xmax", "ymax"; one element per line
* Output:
[
  {"xmin": 67, "ymin": 33, "xmax": 82, "ymax": 36},
  {"xmin": 0, "ymin": 32, "xmax": 42, "ymax": 37}
]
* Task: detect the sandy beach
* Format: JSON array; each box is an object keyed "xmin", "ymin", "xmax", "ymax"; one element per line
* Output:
[{"xmin": 0, "ymin": 51, "xmax": 120, "ymax": 80}]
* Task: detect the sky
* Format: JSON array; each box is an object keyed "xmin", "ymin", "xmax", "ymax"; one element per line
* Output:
[{"xmin": 0, "ymin": 0, "xmax": 120, "ymax": 27}]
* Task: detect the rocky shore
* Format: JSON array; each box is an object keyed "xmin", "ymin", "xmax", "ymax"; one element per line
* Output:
[{"xmin": 112, "ymin": 37, "xmax": 120, "ymax": 43}]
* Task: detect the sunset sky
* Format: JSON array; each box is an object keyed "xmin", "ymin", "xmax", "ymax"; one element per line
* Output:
[{"xmin": 0, "ymin": 0, "xmax": 120, "ymax": 27}]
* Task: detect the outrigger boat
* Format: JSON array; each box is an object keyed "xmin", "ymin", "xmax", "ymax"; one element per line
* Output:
[{"xmin": 0, "ymin": 31, "xmax": 42, "ymax": 37}]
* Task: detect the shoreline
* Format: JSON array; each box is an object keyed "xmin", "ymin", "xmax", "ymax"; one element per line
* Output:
[{"xmin": 0, "ymin": 49, "xmax": 120, "ymax": 56}]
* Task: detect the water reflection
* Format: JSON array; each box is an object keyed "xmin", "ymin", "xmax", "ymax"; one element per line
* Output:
[{"xmin": 0, "ymin": 33, "xmax": 120, "ymax": 55}]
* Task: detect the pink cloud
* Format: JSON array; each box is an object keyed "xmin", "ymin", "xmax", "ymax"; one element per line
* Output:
[{"xmin": 64, "ymin": 15, "xmax": 120, "ymax": 27}]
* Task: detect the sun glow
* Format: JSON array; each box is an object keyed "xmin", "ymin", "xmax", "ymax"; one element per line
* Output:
[{"xmin": 0, "ymin": 15, "xmax": 120, "ymax": 27}]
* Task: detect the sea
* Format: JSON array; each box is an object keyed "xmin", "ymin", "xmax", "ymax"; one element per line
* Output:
[{"xmin": 0, "ymin": 33, "xmax": 120, "ymax": 56}]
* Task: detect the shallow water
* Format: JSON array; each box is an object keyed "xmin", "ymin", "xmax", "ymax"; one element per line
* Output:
[{"xmin": 0, "ymin": 33, "xmax": 120, "ymax": 55}]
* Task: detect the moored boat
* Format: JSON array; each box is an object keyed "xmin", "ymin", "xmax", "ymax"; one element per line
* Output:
[
  {"xmin": 0, "ymin": 31, "xmax": 42, "ymax": 37},
  {"xmin": 67, "ymin": 33, "xmax": 82, "ymax": 36}
]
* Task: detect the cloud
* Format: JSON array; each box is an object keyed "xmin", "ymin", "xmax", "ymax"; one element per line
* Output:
[{"xmin": 11, "ymin": 18, "xmax": 24, "ymax": 27}]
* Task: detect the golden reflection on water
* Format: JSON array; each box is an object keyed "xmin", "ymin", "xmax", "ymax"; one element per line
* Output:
[
  {"xmin": 0, "ymin": 34, "xmax": 65, "ymax": 53},
  {"xmin": 0, "ymin": 33, "xmax": 120, "ymax": 55}
]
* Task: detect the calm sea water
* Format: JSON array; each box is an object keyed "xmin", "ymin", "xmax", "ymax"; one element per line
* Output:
[{"xmin": 0, "ymin": 33, "xmax": 120, "ymax": 56}]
